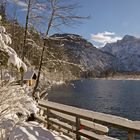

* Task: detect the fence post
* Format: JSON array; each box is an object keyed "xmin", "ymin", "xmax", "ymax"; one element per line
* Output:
[
  {"xmin": 128, "ymin": 131, "xmax": 135, "ymax": 140},
  {"xmin": 76, "ymin": 116, "xmax": 81, "ymax": 140},
  {"xmin": 42, "ymin": 110, "xmax": 47, "ymax": 116},
  {"xmin": 47, "ymin": 108, "xmax": 50, "ymax": 129},
  {"xmin": 42, "ymin": 110, "xmax": 47, "ymax": 128}
]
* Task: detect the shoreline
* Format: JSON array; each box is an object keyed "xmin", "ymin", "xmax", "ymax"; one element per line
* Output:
[
  {"xmin": 44, "ymin": 75, "xmax": 140, "ymax": 92},
  {"xmin": 93, "ymin": 77, "xmax": 140, "ymax": 80}
]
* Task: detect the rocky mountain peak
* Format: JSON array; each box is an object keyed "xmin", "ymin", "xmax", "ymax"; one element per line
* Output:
[
  {"xmin": 102, "ymin": 35, "xmax": 140, "ymax": 71},
  {"xmin": 51, "ymin": 33, "xmax": 83, "ymax": 42},
  {"xmin": 45, "ymin": 33, "xmax": 123, "ymax": 77},
  {"xmin": 122, "ymin": 35, "xmax": 137, "ymax": 42},
  {"xmin": 50, "ymin": 33, "xmax": 94, "ymax": 48}
]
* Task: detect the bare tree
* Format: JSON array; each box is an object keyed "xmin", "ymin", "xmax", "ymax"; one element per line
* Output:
[
  {"xmin": 17, "ymin": 0, "xmax": 47, "ymax": 61},
  {"xmin": 15, "ymin": 0, "xmax": 47, "ymax": 85},
  {"xmin": 33, "ymin": 0, "xmax": 88, "ymax": 96},
  {"xmin": 7, "ymin": 0, "xmax": 47, "ymax": 57},
  {"xmin": 22, "ymin": 0, "xmax": 31, "ymax": 62}
]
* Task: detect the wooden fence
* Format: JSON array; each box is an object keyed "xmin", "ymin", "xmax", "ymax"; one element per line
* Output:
[{"xmin": 35, "ymin": 100, "xmax": 140, "ymax": 140}]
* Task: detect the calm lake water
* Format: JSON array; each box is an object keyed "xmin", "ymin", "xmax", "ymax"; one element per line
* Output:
[{"xmin": 47, "ymin": 79, "xmax": 140, "ymax": 139}]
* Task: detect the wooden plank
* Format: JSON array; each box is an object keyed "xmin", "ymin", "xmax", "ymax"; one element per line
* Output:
[
  {"xmin": 49, "ymin": 118, "xmax": 117, "ymax": 140},
  {"xmin": 51, "ymin": 124, "xmax": 89, "ymax": 140},
  {"xmin": 49, "ymin": 118, "xmax": 95, "ymax": 139},
  {"xmin": 38, "ymin": 100, "xmax": 92, "ymax": 119},
  {"xmin": 35, "ymin": 115, "xmax": 47, "ymax": 124},
  {"xmin": 38, "ymin": 100, "xmax": 140, "ymax": 133},
  {"xmin": 38, "ymin": 106, "xmax": 47, "ymax": 111},
  {"xmin": 50, "ymin": 110, "xmax": 75, "ymax": 122},
  {"xmin": 81, "ymin": 119, "xmax": 108, "ymax": 134},
  {"xmin": 50, "ymin": 124, "xmax": 76, "ymax": 139},
  {"xmin": 79, "ymin": 130, "xmax": 119, "ymax": 140},
  {"xmin": 50, "ymin": 110, "xmax": 108, "ymax": 134},
  {"xmin": 49, "ymin": 118, "xmax": 74, "ymax": 131}
]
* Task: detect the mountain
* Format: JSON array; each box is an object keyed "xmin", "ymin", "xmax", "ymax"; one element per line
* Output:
[
  {"xmin": 44, "ymin": 33, "xmax": 122, "ymax": 78},
  {"xmin": 0, "ymin": 17, "xmax": 122, "ymax": 80},
  {"xmin": 102, "ymin": 35, "xmax": 140, "ymax": 71}
]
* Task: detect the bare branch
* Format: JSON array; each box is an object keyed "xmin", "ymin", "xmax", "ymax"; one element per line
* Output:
[{"xmin": 33, "ymin": 0, "xmax": 88, "ymax": 95}]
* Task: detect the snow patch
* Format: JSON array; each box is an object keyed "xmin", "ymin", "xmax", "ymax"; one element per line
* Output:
[{"xmin": 9, "ymin": 121, "xmax": 72, "ymax": 140}]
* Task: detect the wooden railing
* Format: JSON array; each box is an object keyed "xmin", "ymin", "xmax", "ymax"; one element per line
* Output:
[{"xmin": 35, "ymin": 100, "xmax": 140, "ymax": 140}]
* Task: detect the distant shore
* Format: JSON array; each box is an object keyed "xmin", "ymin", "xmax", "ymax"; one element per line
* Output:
[
  {"xmin": 95, "ymin": 77, "xmax": 140, "ymax": 80},
  {"xmin": 97, "ymin": 73, "xmax": 140, "ymax": 80}
]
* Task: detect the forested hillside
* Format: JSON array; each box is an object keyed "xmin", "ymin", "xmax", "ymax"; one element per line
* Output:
[{"xmin": 0, "ymin": 1, "xmax": 122, "ymax": 85}]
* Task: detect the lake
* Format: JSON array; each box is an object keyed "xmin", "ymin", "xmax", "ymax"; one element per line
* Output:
[{"xmin": 47, "ymin": 79, "xmax": 140, "ymax": 139}]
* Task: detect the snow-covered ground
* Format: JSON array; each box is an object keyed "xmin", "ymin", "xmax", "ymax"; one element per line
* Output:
[
  {"xmin": 0, "ymin": 84, "xmax": 72, "ymax": 140},
  {"xmin": 0, "ymin": 15, "xmax": 72, "ymax": 140},
  {"xmin": 9, "ymin": 121, "xmax": 72, "ymax": 140},
  {"xmin": 0, "ymin": 84, "xmax": 36, "ymax": 138}
]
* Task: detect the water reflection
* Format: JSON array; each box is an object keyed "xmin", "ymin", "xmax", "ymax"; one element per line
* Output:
[
  {"xmin": 48, "ymin": 79, "xmax": 140, "ymax": 120},
  {"xmin": 48, "ymin": 79, "xmax": 140, "ymax": 139}
]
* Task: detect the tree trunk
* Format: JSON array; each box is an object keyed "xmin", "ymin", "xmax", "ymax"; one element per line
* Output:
[
  {"xmin": 22, "ymin": 0, "xmax": 31, "ymax": 61},
  {"xmin": 32, "ymin": 7, "xmax": 55, "ymax": 96},
  {"xmin": 21, "ymin": 0, "xmax": 31, "ymax": 86}
]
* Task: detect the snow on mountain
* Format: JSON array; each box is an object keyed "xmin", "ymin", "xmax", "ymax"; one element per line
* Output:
[
  {"xmin": 47, "ymin": 34, "xmax": 122, "ymax": 77},
  {"xmin": 102, "ymin": 35, "xmax": 140, "ymax": 71}
]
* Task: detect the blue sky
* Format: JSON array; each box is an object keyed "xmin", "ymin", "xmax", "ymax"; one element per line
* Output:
[{"xmin": 6, "ymin": 0, "xmax": 140, "ymax": 47}]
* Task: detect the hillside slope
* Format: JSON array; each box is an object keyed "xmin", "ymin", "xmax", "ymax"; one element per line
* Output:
[{"xmin": 44, "ymin": 33, "xmax": 122, "ymax": 78}]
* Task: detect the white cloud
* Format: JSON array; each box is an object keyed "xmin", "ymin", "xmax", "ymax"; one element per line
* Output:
[
  {"xmin": 103, "ymin": 31, "xmax": 115, "ymax": 36},
  {"xmin": 8, "ymin": 0, "xmax": 46, "ymax": 12},
  {"xmin": 91, "ymin": 31, "xmax": 122, "ymax": 47},
  {"xmin": 8, "ymin": 0, "xmax": 27, "ymax": 7}
]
